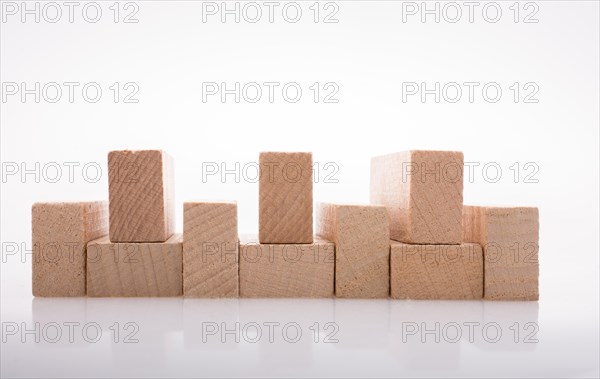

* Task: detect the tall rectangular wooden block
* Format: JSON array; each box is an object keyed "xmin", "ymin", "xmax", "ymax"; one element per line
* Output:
[
  {"xmin": 32, "ymin": 202, "xmax": 108, "ymax": 297},
  {"xmin": 259, "ymin": 152, "xmax": 313, "ymax": 244},
  {"xmin": 87, "ymin": 234, "xmax": 183, "ymax": 297},
  {"xmin": 463, "ymin": 206, "xmax": 539, "ymax": 301},
  {"xmin": 317, "ymin": 203, "xmax": 389, "ymax": 298},
  {"xmin": 183, "ymin": 201, "xmax": 239, "ymax": 298},
  {"xmin": 108, "ymin": 149, "xmax": 175, "ymax": 242},
  {"xmin": 239, "ymin": 236, "xmax": 334, "ymax": 298},
  {"xmin": 370, "ymin": 150, "xmax": 464, "ymax": 244},
  {"xmin": 390, "ymin": 242, "xmax": 483, "ymax": 300}
]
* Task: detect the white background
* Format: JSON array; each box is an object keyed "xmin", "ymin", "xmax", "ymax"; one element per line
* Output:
[{"xmin": 1, "ymin": 1, "xmax": 599, "ymax": 377}]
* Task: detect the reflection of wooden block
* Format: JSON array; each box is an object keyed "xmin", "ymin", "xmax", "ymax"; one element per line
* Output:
[
  {"xmin": 32, "ymin": 202, "xmax": 108, "ymax": 297},
  {"xmin": 108, "ymin": 150, "xmax": 174, "ymax": 242},
  {"xmin": 259, "ymin": 152, "xmax": 313, "ymax": 244},
  {"xmin": 183, "ymin": 201, "xmax": 238, "ymax": 298},
  {"xmin": 317, "ymin": 203, "xmax": 389, "ymax": 298},
  {"xmin": 239, "ymin": 236, "xmax": 334, "ymax": 298},
  {"xmin": 463, "ymin": 206, "xmax": 539, "ymax": 301},
  {"xmin": 87, "ymin": 235, "xmax": 182, "ymax": 297},
  {"xmin": 370, "ymin": 150, "xmax": 463, "ymax": 244},
  {"xmin": 390, "ymin": 242, "xmax": 483, "ymax": 300}
]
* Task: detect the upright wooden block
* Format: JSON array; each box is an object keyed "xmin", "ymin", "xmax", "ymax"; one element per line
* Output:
[
  {"xmin": 239, "ymin": 236, "xmax": 334, "ymax": 297},
  {"xmin": 32, "ymin": 202, "xmax": 108, "ymax": 297},
  {"xmin": 108, "ymin": 149, "xmax": 175, "ymax": 242},
  {"xmin": 390, "ymin": 242, "xmax": 483, "ymax": 300},
  {"xmin": 87, "ymin": 234, "xmax": 182, "ymax": 297},
  {"xmin": 183, "ymin": 201, "xmax": 239, "ymax": 298},
  {"xmin": 259, "ymin": 152, "xmax": 313, "ymax": 244},
  {"xmin": 463, "ymin": 206, "xmax": 539, "ymax": 301},
  {"xmin": 317, "ymin": 203, "xmax": 389, "ymax": 298},
  {"xmin": 370, "ymin": 150, "xmax": 464, "ymax": 244}
]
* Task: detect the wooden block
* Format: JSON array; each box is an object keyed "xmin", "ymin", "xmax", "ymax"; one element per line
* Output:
[
  {"xmin": 183, "ymin": 201, "xmax": 239, "ymax": 298},
  {"xmin": 32, "ymin": 202, "xmax": 108, "ymax": 297},
  {"xmin": 239, "ymin": 236, "xmax": 334, "ymax": 297},
  {"xmin": 390, "ymin": 242, "xmax": 483, "ymax": 300},
  {"xmin": 317, "ymin": 203, "xmax": 389, "ymax": 298},
  {"xmin": 259, "ymin": 152, "xmax": 313, "ymax": 244},
  {"xmin": 87, "ymin": 234, "xmax": 182, "ymax": 297},
  {"xmin": 370, "ymin": 150, "xmax": 464, "ymax": 244},
  {"xmin": 463, "ymin": 206, "xmax": 539, "ymax": 301},
  {"xmin": 108, "ymin": 149, "xmax": 175, "ymax": 242}
]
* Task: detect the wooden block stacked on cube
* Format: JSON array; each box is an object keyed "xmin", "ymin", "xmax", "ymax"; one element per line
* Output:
[
  {"xmin": 371, "ymin": 150, "xmax": 485, "ymax": 300},
  {"xmin": 239, "ymin": 236, "xmax": 334, "ymax": 298},
  {"xmin": 32, "ymin": 202, "xmax": 108, "ymax": 297},
  {"xmin": 87, "ymin": 234, "xmax": 183, "ymax": 297},
  {"xmin": 463, "ymin": 206, "xmax": 539, "ymax": 300},
  {"xmin": 370, "ymin": 150, "xmax": 464, "ymax": 244},
  {"xmin": 390, "ymin": 242, "xmax": 483, "ymax": 300},
  {"xmin": 317, "ymin": 203, "xmax": 390, "ymax": 298},
  {"xmin": 85, "ymin": 149, "xmax": 180, "ymax": 297},
  {"xmin": 108, "ymin": 149, "xmax": 175, "ymax": 242},
  {"xmin": 183, "ymin": 201, "xmax": 239, "ymax": 298},
  {"xmin": 259, "ymin": 152, "xmax": 313, "ymax": 244},
  {"xmin": 239, "ymin": 151, "xmax": 329, "ymax": 298}
]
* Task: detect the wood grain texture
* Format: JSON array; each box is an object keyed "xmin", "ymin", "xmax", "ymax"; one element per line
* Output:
[
  {"xmin": 32, "ymin": 202, "xmax": 108, "ymax": 297},
  {"xmin": 108, "ymin": 150, "xmax": 175, "ymax": 242},
  {"xmin": 87, "ymin": 234, "xmax": 182, "ymax": 297},
  {"xmin": 239, "ymin": 236, "xmax": 334, "ymax": 297},
  {"xmin": 317, "ymin": 203, "xmax": 390, "ymax": 298},
  {"xmin": 390, "ymin": 242, "xmax": 483, "ymax": 300},
  {"xmin": 463, "ymin": 206, "xmax": 539, "ymax": 301},
  {"xmin": 259, "ymin": 152, "xmax": 313, "ymax": 244},
  {"xmin": 183, "ymin": 201, "xmax": 239, "ymax": 298},
  {"xmin": 370, "ymin": 150, "xmax": 463, "ymax": 244}
]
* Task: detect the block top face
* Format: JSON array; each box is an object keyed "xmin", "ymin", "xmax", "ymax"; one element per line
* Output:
[
  {"xmin": 32, "ymin": 201, "xmax": 107, "ymax": 236},
  {"xmin": 465, "ymin": 205, "xmax": 539, "ymax": 228},
  {"xmin": 470, "ymin": 206, "xmax": 539, "ymax": 217},
  {"xmin": 184, "ymin": 201, "xmax": 237, "ymax": 214},
  {"xmin": 89, "ymin": 233, "xmax": 183, "ymax": 246},
  {"xmin": 184, "ymin": 200, "xmax": 237, "ymax": 206},
  {"xmin": 318, "ymin": 202, "xmax": 388, "ymax": 215},
  {"xmin": 239, "ymin": 234, "xmax": 329, "ymax": 245},
  {"xmin": 32, "ymin": 201, "xmax": 106, "ymax": 214}
]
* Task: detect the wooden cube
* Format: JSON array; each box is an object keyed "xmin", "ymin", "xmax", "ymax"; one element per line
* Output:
[
  {"xmin": 32, "ymin": 202, "xmax": 108, "ymax": 297},
  {"xmin": 108, "ymin": 149, "xmax": 175, "ymax": 242},
  {"xmin": 183, "ymin": 201, "xmax": 239, "ymax": 298},
  {"xmin": 239, "ymin": 236, "xmax": 334, "ymax": 297},
  {"xmin": 390, "ymin": 242, "xmax": 483, "ymax": 300},
  {"xmin": 317, "ymin": 203, "xmax": 389, "ymax": 298},
  {"xmin": 87, "ymin": 234, "xmax": 182, "ymax": 297},
  {"xmin": 259, "ymin": 152, "xmax": 313, "ymax": 244},
  {"xmin": 463, "ymin": 206, "xmax": 539, "ymax": 300},
  {"xmin": 370, "ymin": 150, "xmax": 463, "ymax": 244}
]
